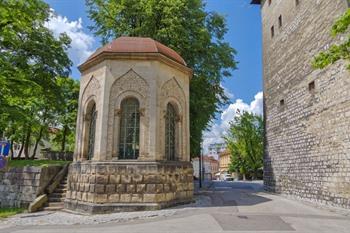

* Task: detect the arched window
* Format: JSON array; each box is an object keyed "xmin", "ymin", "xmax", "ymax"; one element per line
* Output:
[
  {"xmin": 87, "ymin": 103, "xmax": 97, "ymax": 160},
  {"xmin": 119, "ymin": 98, "xmax": 140, "ymax": 159},
  {"xmin": 165, "ymin": 103, "xmax": 176, "ymax": 160}
]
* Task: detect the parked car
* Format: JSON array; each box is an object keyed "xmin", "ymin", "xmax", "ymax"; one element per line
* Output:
[{"xmin": 222, "ymin": 174, "xmax": 233, "ymax": 181}]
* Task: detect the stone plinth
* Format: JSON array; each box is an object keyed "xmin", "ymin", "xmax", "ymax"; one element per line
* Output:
[{"xmin": 64, "ymin": 161, "xmax": 193, "ymax": 214}]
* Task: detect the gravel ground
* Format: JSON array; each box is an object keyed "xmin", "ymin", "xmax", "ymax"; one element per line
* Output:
[
  {"xmin": 2, "ymin": 209, "xmax": 177, "ymax": 226},
  {"xmin": 0, "ymin": 195, "xmax": 211, "ymax": 226}
]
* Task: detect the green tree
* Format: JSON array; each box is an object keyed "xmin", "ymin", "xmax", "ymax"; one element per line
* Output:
[
  {"xmin": 52, "ymin": 77, "xmax": 80, "ymax": 152},
  {"xmin": 0, "ymin": 0, "xmax": 74, "ymax": 159},
  {"xmin": 86, "ymin": 0, "xmax": 237, "ymax": 156},
  {"xmin": 0, "ymin": 0, "xmax": 72, "ymax": 121},
  {"xmin": 312, "ymin": 9, "xmax": 350, "ymax": 70},
  {"xmin": 225, "ymin": 111, "xmax": 264, "ymax": 180}
]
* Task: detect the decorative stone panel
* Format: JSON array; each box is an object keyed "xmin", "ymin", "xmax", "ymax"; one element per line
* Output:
[
  {"xmin": 106, "ymin": 69, "xmax": 150, "ymax": 159},
  {"xmin": 64, "ymin": 161, "xmax": 194, "ymax": 214},
  {"xmin": 159, "ymin": 77, "xmax": 187, "ymax": 161}
]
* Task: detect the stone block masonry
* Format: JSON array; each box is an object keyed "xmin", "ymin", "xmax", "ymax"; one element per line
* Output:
[
  {"xmin": 64, "ymin": 161, "xmax": 194, "ymax": 214},
  {"xmin": 261, "ymin": 0, "xmax": 350, "ymax": 209},
  {"xmin": 0, "ymin": 166, "xmax": 62, "ymax": 208}
]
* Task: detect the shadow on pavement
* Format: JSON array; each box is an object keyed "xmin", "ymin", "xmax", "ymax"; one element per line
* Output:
[{"xmin": 192, "ymin": 180, "xmax": 272, "ymax": 208}]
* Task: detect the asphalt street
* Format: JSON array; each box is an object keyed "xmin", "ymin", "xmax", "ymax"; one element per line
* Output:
[{"xmin": 1, "ymin": 181, "xmax": 350, "ymax": 233}]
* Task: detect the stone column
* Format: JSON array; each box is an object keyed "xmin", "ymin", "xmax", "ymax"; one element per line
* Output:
[
  {"xmin": 112, "ymin": 108, "xmax": 121, "ymax": 159},
  {"xmin": 138, "ymin": 107, "xmax": 147, "ymax": 161},
  {"xmin": 93, "ymin": 66, "xmax": 108, "ymax": 161}
]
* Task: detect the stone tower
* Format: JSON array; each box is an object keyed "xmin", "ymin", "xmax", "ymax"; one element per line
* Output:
[
  {"xmin": 65, "ymin": 37, "xmax": 193, "ymax": 213},
  {"xmin": 253, "ymin": 0, "xmax": 350, "ymax": 208}
]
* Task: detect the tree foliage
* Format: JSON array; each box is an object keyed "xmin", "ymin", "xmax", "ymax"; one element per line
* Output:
[
  {"xmin": 86, "ymin": 0, "xmax": 237, "ymax": 156},
  {"xmin": 51, "ymin": 77, "xmax": 80, "ymax": 152},
  {"xmin": 312, "ymin": 9, "xmax": 350, "ymax": 70},
  {"xmin": 225, "ymin": 111, "xmax": 263, "ymax": 179},
  {"xmin": 0, "ymin": 0, "xmax": 78, "ymax": 158}
]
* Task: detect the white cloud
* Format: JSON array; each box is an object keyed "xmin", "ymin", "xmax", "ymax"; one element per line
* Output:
[
  {"xmin": 45, "ymin": 11, "xmax": 95, "ymax": 66},
  {"xmin": 203, "ymin": 91, "xmax": 263, "ymax": 154}
]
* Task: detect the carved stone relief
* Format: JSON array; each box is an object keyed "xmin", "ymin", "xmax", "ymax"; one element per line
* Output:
[
  {"xmin": 159, "ymin": 77, "xmax": 187, "ymax": 161},
  {"xmin": 106, "ymin": 69, "xmax": 150, "ymax": 159}
]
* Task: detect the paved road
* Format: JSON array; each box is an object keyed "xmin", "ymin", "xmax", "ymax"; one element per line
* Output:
[{"xmin": 2, "ymin": 181, "xmax": 350, "ymax": 233}]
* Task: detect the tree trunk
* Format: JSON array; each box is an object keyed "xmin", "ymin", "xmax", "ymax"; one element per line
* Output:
[
  {"xmin": 31, "ymin": 126, "xmax": 44, "ymax": 160},
  {"xmin": 17, "ymin": 134, "xmax": 25, "ymax": 159},
  {"xmin": 61, "ymin": 125, "xmax": 68, "ymax": 152},
  {"xmin": 10, "ymin": 139, "xmax": 14, "ymax": 159},
  {"xmin": 24, "ymin": 127, "xmax": 31, "ymax": 160},
  {"xmin": 235, "ymin": 170, "xmax": 239, "ymax": 181},
  {"xmin": 243, "ymin": 174, "xmax": 246, "ymax": 181},
  {"xmin": 252, "ymin": 170, "xmax": 258, "ymax": 181}
]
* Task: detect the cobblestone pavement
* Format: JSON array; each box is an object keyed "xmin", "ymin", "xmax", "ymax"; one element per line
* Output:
[{"xmin": 1, "ymin": 181, "xmax": 350, "ymax": 233}]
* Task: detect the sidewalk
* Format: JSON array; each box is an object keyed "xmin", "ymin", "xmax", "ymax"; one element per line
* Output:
[{"xmin": 194, "ymin": 179, "xmax": 213, "ymax": 193}]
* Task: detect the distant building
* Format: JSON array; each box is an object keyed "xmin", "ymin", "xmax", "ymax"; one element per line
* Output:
[
  {"xmin": 208, "ymin": 143, "xmax": 226, "ymax": 159},
  {"xmin": 218, "ymin": 150, "xmax": 230, "ymax": 175},
  {"xmin": 209, "ymin": 156, "xmax": 219, "ymax": 178},
  {"xmin": 192, "ymin": 156, "xmax": 219, "ymax": 180}
]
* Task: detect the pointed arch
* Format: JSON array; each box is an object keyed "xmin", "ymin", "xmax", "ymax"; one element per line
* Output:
[
  {"xmin": 107, "ymin": 69, "xmax": 150, "ymax": 159},
  {"xmin": 82, "ymin": 97, "xmax": 98, "ymax": 160}
]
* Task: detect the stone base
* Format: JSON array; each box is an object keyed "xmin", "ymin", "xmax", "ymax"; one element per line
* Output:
[
  {"xmin": 65, "ymin": 161, "xmax": 194, "ymax": 214},
  {"xmin": 65, "ymin": 198, "xmax": 192, "ymax": 214}
]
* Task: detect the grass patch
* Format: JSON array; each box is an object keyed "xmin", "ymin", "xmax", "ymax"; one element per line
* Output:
[
  {"xmin": 7, "ymin": 160, "xmax": 70, "ymax": 168},
  {"xmin": 0, "ymin": 208, "xmax": 24, "ymax": 218}
]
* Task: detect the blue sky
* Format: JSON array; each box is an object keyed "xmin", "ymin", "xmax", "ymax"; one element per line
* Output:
[{"xmin": 44, "ymin": 0, "xmax": 263, "ymax": 152}]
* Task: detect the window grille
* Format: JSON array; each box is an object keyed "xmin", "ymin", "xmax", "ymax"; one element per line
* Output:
[
  {"xmin": 87, "ymin": 104, "xmax": 97, "ymax": 160},
  {"xmin": 165, "ymin": 103, "xmax": 176, "ymax": 160},
  {"xmin": 119, "ymin": 98, "xmax": 140, "ymax": 159}
]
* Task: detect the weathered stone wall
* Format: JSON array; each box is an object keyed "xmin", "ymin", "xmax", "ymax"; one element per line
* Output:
[
  {"xmin": 65, "ymin": 161, "xmax": 193, "ymax": 213},
  {"xmin": 262, "ymin": 0, "xmax": 350, "ymax": 208},
  {"xmin": 0, "ymin": 166, "xmax": 62, "ymax": 208}
]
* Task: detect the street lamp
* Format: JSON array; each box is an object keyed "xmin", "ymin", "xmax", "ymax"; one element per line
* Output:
[{"xmin": 199, "ymin": 140, "xmax": 204, "ymax": 188}]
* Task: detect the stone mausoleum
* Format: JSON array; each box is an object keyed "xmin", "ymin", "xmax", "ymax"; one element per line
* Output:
[{"xmin": 65, "ymin": 37, "xmax": 194, "ymax": 213}]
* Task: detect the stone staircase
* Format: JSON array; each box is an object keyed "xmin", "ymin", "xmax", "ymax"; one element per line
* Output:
[{"xmin": 43, "ymin": 174, "xmax": 68, "ymax": 211}]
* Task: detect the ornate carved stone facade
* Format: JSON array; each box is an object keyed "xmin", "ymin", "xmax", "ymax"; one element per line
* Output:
[
  {"xmin": 65, "ymin": 162, "xmax": 193, "ymax": 213},
  {"xmin": 66, "ymin": 37, "xmax": 193, "ymax": 213},
  {"xmin": 106, "ymin": 69, "xmax": 150, "ymax": 160},
  {"xmin": 256, "ymin": 0, "xmax": 350, "ymax": 208}
]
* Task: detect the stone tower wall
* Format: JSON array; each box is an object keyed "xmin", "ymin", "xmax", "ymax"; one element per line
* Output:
[{"xmin": 262, "ymin": 0, "xmax": 350, "ymax": 208}]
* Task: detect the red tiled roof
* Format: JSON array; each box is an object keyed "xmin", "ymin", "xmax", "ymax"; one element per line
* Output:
[{"xmin": 83, "ymin": 37, "xmax": 186, "ymax": 66}]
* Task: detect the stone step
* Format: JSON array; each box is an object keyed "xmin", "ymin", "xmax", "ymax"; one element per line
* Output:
[
  {"xmin": 53, "ymin": 188, "xmax": 67, "ymax": 193},
  {"xmin": 48, "ymin": 197, "xmax": 65, "ymax": 203},
  {"xmin": 43, "ymin": 205, "xmax": 64, "ymax": 211},
  {"xmin": 46, "ymin": 202, "xmax": 64, "ymax": 208},
  {"xmin": 49, "ymin": 193, "xmax": 65, "ymax": 198},
  {"xmin": 58, "ymin": 184, "xmax": 68, "ymax": 189}
]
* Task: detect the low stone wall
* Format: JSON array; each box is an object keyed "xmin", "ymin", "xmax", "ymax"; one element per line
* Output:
[
  {"xmin": 65, "ymin": 161, "xmax": 194, "ymax": 214},
  {"xmin": 0, "ymin": 166, "xmax": 62, "ymax": 208},
  {"xmin": 42, "ymin": 151, "xmax": 73, "ymax": 161}
]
